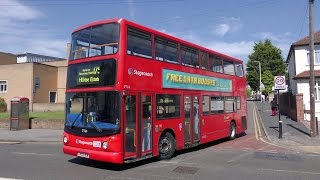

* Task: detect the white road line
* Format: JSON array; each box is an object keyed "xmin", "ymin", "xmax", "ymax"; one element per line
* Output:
[
  {"xmin": 0, "ymin": 142, "xmax": 21, "ymax": 144},
  {"xmin": 0, "ymin": 177, "xmax": 23, "ymax": 180},
  {"xmin": 226, "ymin": 152, "xmax": 252, "ymax": 164},
  {"xmin": 12, "ymin": 152, "xmax": 53, "ymax": 156},
  {"xmin": 260, "ymin": 168, "xmax": 320, "ymax": 175}
]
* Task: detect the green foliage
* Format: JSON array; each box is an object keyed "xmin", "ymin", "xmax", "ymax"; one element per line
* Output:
[
  {"xmin": 246, "ymin": 88, "xmax": 252, "ymax": 97},
  {"xmin": 246, "ymin": 39, "xmax": 286, "ymax": 92},
  {"xmin": 0, "ymin": 97, "xmax": 7, "ymax": 112},
  {"xmin": 261, "ymin": 70, "xmax": 274, "ymax": 94}
]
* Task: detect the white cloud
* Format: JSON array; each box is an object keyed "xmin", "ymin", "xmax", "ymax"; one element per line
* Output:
[
  {"xmin": 205, "ymin": 41, "xmax": 254, "ymax": 60},
  {"xmin": 0, "ymin": 0, "xmax": 43, "ymax": 20},
  {"xmin": 0, "ymin": 0, "xmax": 66, "ymax": 58},
  {"xmin": 214, "ymin": 17, "xmax": 242, "ymax": 37},
  {"xmin": 215, "ymin": 24, "xmax": 230, "ymax": 37}
]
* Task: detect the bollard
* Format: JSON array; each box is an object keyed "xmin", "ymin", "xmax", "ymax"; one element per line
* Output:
[
  {"xmin": 316, "ymin": 117, "xmax": 319, "ymax": 136},
  {"xmin": 279, "ymin": 121, "xmax": 283, "ymax": 139}
]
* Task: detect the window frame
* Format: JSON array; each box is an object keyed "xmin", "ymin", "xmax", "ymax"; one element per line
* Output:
[
  {"xmin": 0, "ymin": 80, "xmax": 8, "ymax": 93},
  {"xmin": 127, "ymin": 27, "xmax": 153, "ymax": 59},
  {"xmin": 155, "ymin": 36, "xmax": 179, "ymax": 64},
  {"xmin": 223, "ymin": 59, "xmax": 235, "ymax": 75},
  {"xmin": 209, "ymin": 54, "xmax": 223, "ymax": 73},
  {"xmin": 180, "ymin": 44, "xmax": 199, "ymax": 68},
  {"xmin": 156, "ymin": 94, "xmax": 181, "ymax": 119},
  {"xmin": 210, "ymin": 96, "xmax": 225, "ymax": 114},
  {"xmin": 202, "ymin": 95, "xmax": 210, "ymax": 115}
]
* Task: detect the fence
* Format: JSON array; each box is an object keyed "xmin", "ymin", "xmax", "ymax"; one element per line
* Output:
[{"xmin": 278, "ymin": 92, "xmax": 303, "ymax": 122}]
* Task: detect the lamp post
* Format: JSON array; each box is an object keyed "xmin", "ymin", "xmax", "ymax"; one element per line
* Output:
[{"xmin": 254, "ymin": 61, "xmax": 262, "ymax": 93}]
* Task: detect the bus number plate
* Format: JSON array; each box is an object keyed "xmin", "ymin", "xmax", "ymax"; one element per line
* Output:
[{"xmin": 77, "ymin": 152, "xmax": 89, "ymax": 158}]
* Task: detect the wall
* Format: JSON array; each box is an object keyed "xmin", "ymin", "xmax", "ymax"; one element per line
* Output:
[
  {"xmin": 0, "ymin": 63, "xmax": 33, "ymax": 111},
  {"xmin": 40, "ymin": 60, "xmax": 67, "ymax": 103},
  {"xmin": 33, "ymin": 63, "xmax": 58, "ymax": 103},
  {"xmin": 57, "ymin": 66, "xmax": 67, "ymax": 103},
  {"xmin": 0, "ymin": 52, "xmax": 16, "ymax": 65},
  {"xmin": 33, "ymin": 103, "xmax": 65, "ymax": 112},
  {"xmin": 288, "ymin": 48, "xmax": 297, "ymax": 94},
  {"xmin": 279, "ymin": 93, "xmax": 304, "ymax": 122}
]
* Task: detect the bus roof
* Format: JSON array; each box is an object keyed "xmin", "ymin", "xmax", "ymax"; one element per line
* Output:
[{"xmin": 72, "ymin": 18, "xmax": 243, "ymax": 63}]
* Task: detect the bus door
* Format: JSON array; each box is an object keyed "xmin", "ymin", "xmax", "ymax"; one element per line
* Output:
[
  {"xmin": 183, "ymin": 95, "xmax": 200, "ymax": 147},
  {"xmin": 124, "ymin": 93, "xmax": 153, "ymax": 161},
  {"xmin": 141, "ymin": 94, "xmax": 153, "ymax": 156}
]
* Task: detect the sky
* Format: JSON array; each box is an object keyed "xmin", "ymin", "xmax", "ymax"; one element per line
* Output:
[{"xmin": 0, "ymin": 0, "xmax": 320, "ymax": 64}]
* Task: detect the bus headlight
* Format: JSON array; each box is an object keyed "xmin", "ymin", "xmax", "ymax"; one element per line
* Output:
[
  {"xmin": 103, "ymin": 142, "xmax": 108, "ymax": 149},
  {"xmin": 63, "ymin": 136, "xmax": 68, "ymax": 144}
]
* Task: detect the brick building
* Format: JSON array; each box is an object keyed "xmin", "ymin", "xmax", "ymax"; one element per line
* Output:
[{"xmin": 0, "ymin": 52, "xmax": 67, "ymax": 111}]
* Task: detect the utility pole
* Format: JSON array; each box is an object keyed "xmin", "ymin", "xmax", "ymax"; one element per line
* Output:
[{"xmin": 309, "ymin": 0, "xmax": 316, "ymax": 137}]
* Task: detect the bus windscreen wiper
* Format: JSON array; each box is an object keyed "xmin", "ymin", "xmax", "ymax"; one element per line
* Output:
[
  {"xmin": 89, "ymin": 121, "xmax": 102, "ymax": 133},
  {"xmin": 70, "ymin": 113, "xmax": 82, "ymax": 129}
]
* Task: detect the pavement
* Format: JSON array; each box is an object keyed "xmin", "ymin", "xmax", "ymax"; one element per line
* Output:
[
  {"xmin": 0, "ymin": 128, "xmax": 63, "ymax": 143},
  {"xmin": 255, "ymin": 101, "xmax": 320, "ymax": 154},
  {"xmin": 0, "ymin": 102, "xmax": 319, "ymax": 155}
]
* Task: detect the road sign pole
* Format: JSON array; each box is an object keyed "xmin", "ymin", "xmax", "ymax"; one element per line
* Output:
[{"xmin": 278, "ymin": 89, "xmax": 282, "ymax": 139}]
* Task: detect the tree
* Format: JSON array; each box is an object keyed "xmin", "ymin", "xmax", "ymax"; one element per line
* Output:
[
  {"xmin": 261, "ymin": 70, "xmax": 274, "ymax": 94},
  {"xmin": 246, "ymin": 39, "xmax": 286, "ymax": 92}
]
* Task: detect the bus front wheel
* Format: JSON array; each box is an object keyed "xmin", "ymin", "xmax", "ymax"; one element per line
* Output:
[
  {"xmin": 229, "ymin": 122, "xmax": 236, "ymax": 140},
  {"xmin": 158, "ymin": 132, "xmax": 176, "ymax": 160}
]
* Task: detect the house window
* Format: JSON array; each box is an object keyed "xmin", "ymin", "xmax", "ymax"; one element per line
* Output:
[
  {"xmin": 0, "ymin": 80, "xmax": 7, "ymax": 93},
  {"xmin": 307, "ymin": 46, "xmax": 320, "ymax": 65},
  {"xmin": 316, "ymin": 81, "xmax": 320, "ymax": 101},
  {"xmin": 35, "ymin": 76, "xmax": 40, "ymax": 87}
]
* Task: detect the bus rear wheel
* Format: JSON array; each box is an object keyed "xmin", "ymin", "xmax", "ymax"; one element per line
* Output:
[
  {"xmin": 229, "ymin": 122, "xmax": 236, "ymax": 140},
  {"xmin": 158, "ymin": 132, "xmax": 175, "ymax": 160}
]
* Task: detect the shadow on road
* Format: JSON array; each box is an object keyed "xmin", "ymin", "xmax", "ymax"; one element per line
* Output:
[
  {"xmin": 68, "ymin": 132, "xmax": 247, "ymax": 171},
  {"xmin": 286, "ymin": 124, "xmax": 310, "ymax": 136}
]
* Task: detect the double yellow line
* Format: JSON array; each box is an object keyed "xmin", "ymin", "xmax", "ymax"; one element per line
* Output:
[
  {"xmin": 253, "ymin": 103, "xmax": 283, "ymax": 147},
  {"xmin": 253, "ymin": 104, "xmax": 264, "ymax": 141}
]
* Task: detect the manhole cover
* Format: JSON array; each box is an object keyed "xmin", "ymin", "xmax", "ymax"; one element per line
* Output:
[
  {"xmin": 173, "ymin": 166, "xmax": 199, "ymax": 175},
  {"xmin": 254, "ymin": 152, "xmax": 301, "ymax": 162}
]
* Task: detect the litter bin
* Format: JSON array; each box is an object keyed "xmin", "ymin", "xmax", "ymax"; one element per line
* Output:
[{"xmin": 10, "ymin": 97, "xmax": 30, "ymax": 130}]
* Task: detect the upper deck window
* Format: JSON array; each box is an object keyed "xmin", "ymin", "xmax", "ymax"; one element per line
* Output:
[
  {"xmin": 209, "ymin": 54, "xmax": 223, "ymax": 73},
  {"xmin": 127, "ymin": 27, "xmax": 152, "ymax": 59},
  {"xmin": 200, "ymin": 51, "xmax": 209, "ymax": 70},
  {"xmin": 181, "ymin": 45, "xmax": 199, "ymax": 68},
  {"xmin": 235, "ymin": 62, "xmax": 244, "ymax": 77},
  {"xmin": 155, "ymin": 37, "xmax": 179, "ymax": 64},
  {"xmin": 69, "ymin": 23, "xmax": 119, "ymax": 60},
  {"xmin": 223, "ymin": 60, "xmax": 235, "ymax": 75}
]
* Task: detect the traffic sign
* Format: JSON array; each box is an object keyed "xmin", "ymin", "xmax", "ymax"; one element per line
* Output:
[{"xmin": 274, "ymin": 76, "xmax": 286, "ymax": 90}]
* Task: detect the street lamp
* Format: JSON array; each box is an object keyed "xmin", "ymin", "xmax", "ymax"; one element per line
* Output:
[{"xmin": 254, "ymin": 61, "xmax": 262, "ymax": 93}]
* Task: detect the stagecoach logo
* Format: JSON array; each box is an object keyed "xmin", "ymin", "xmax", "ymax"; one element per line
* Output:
[
  {"xmin": 75, "ymin": 139, "xmax": 102, "ymax": 148},
  {"xmin": 76, "ymin": 139, "xmax": 93, "ymax": 146},
  {"xmin": 128, "ymin": 68, "xmax": 153, "ymax": 77}
]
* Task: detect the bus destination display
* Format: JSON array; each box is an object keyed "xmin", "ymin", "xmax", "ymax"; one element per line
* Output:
[{"xmin": 77, "ymin": 66, "xmax": 100, "ymax": 85}]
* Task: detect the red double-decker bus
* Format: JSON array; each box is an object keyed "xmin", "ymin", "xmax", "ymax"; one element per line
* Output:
[{"xmin": 63, "ymin": 18, "xmax": 247, "ymax": 164}]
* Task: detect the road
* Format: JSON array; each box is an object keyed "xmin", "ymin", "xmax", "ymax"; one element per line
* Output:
[{"xmin": 0, "ymin": 101, "xmax": 320, "ymax": 180}]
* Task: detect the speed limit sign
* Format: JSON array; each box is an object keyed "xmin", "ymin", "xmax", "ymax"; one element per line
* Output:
[{"xmin": 274, "ymin": 76, "xmax": 286, "ymax": 90}]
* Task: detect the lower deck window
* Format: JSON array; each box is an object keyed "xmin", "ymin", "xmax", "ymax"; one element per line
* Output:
[{"xmin": 156, "ymin": 94, "xmax": 180, "ymax": 119}]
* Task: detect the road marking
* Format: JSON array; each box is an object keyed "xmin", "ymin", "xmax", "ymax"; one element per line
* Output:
[
  {"xmin": 12, "ymin": 152, "xmax": 53, "ymax": 156},
  {"xmin": 0, "ymin": 142, "xmax": 21, "ymax": 144},
  {"xmin": 260, "ymin": 168, "xmax": 320, "ymax": 175},
  {"xmin": 0, "ymin": 178, "xmax": 23, "ymax": 180},
  {"xmin": 252, "ymin": 106, "xmax": 260, "ymax": 140},
  {"xmin": 226, "ymin": 152, "xmax": 252, "ymax": 164}
]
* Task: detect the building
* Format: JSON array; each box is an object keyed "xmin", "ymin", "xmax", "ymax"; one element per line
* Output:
[
  {"xmin": 286, "ymin": 31, "xmax": 320, "ymax": 121},
  {"xmin": 0, "ymin": 52, "xmax": 67, "ymax": 112},
  {"xmin": 0, "ymin": 52, "xmax": 16, "ymax": 65}
]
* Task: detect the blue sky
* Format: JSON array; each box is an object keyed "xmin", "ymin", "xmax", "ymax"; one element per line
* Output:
[{"xmin": 0, "ymin": 0, "xmax": 320, "ymax": 63}]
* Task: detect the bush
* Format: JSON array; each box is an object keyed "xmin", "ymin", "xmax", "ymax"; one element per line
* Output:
[{"xmin": 0, "ymin": 98, "xmax": 7, "ymax": 112}]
